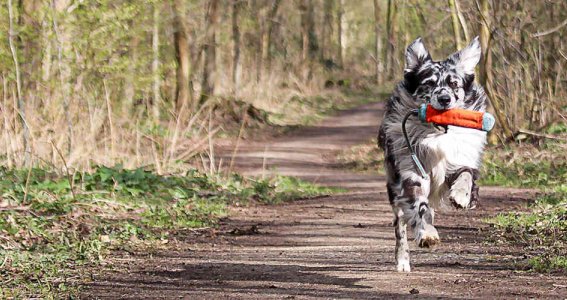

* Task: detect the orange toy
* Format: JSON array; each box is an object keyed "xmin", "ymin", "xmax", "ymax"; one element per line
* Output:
[{"xmin": 418, "ymin": 104, "xmax": 495, "ymax": 131}]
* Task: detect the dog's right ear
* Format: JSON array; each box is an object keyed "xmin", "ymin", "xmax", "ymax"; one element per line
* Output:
[{"xmin": 405, "ymin": 37, "xmax": 431, "ymax": 73}]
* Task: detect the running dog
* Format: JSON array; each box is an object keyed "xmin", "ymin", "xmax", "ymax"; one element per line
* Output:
[{"xmin": 378, "ymin": 37, "xmax": 487, "ymax": 272}]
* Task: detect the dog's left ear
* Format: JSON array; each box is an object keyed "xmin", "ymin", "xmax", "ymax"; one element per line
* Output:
[
  {"xmin": 449, "ymin": 36, "xmax": 482, "ymax": 75},
  {"xmin": 405, "ymin": 37, "xmax": 431, "ymax": 73}
]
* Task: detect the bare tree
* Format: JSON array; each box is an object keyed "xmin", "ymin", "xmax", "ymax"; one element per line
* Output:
[
  {"xmin": 263, "ymin": 0, "xmax": 282, "ymax": 72},
  {"xmin": 152, "ymin": 2, "xmax": 161, "ymax": 120},
  {"xmin": 8, "ymin": 0, "xmax": 30, "ymax": 165},
  {"xmin": 300, "ymin": 0, "xmax": 318, "ymax": 80},
  {"xmin": 200, "ymin": 0, "xmax": 220, "ymax": 105},
  {"xmin": 321, "ymin": 0, "xmax": 334, "ymax": 62},
  {"xmin": 52, "ymin": 0, "xmax": 73, "ymax": 155},
  {"xmin": 477, "ymin": 0, "xmax": 513, "ymax": 141},
  {"xmin": 386, "ymin": 0, "xmax": 398, "ymax": 78},
  {"xmin": 448, "ymin": 0, "xmax": 464, "ymax": 49},
  {"xmin": 231, "ymin": 0, "xmax": 241, "ymax": 91},
  {"xmin": 172, "ymin": 0, "xmax": 192, "ymax": 112},
  {"xmin": 253, "ymin": 1, "xmax": 265, "ymax": 82},
  {"xmin": 373, "ymin": 0, "xmax": 384, "ymax": 84},
  {"xmin": 336, "ymin": 0, "xmax": 344, "ymax": 68}
]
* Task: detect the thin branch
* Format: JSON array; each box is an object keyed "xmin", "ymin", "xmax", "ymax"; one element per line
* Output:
[
  {"xmin": 7, "ymin": 0, "xmax": 30, "ymax": 165},
  {"xmin": 51, "ymin": 141, "xmax": 77, "ymax": 201},
  {"xmin": 515, "ymin": 129, "xmax": 567, "ymax": 142},
  {"xmin": 531, "ymin": 18, "xmax": 567, "ymax": 38}
]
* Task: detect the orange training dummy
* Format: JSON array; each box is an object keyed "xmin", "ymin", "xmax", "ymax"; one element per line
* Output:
[{"xmin": 418, "ymin": 104, "xmax": 495, "ymax": 132}]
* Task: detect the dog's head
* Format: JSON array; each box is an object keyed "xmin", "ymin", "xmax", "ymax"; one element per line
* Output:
[{"xmin": 403, "ymin": 37, "xmax": 482, "ymax": 110}]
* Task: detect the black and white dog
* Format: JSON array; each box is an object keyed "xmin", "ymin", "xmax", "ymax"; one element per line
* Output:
[{"xmin": 378, "ymin": 37, "xmax": 487, "ymax": 272}]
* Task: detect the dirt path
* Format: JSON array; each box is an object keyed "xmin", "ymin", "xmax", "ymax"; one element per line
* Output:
[{"xmin": 83, "ymin": 102, "xmax": 566, "ymax": 299}]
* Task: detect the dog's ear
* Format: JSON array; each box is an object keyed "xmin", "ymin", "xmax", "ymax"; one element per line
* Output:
[
  {"xmin": 405, "ymin": 37, "xmax": 431, "ymax": 73},
  {"xmin": 449, "ymin": 36, "xmax": 481, "ymax": 75}
]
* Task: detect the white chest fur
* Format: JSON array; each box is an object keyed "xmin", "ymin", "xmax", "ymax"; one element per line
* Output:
[{"xmin": 419, "ymin": 126, "xmax": 486, "ymax": 204}]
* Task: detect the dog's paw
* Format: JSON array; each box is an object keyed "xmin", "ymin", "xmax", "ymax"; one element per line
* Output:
[
  {"xmin": 416, "ymin": 223, "xmax": 440, "ymax": 248},
  {"xmin": 449, "ymin": 172, "xmax": 473, "ymax": 209},
  {"xmin": 396, "ymin": 259, "xmax": 411, "ymax": 272}
]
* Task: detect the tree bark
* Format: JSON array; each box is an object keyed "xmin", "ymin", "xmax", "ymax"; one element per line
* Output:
[
  {"xmin": 300, "ymin": 0, "xmax": 318, "ymax": 79},
  {"xmin": 123, "ymin": 31, "xmax": 139, "ymax": 114},
  {"xmin": 336, "ymin": 0, "xmax": 344, "ymax": 68},
  {"xmin": 448, "ymin": 0, "xmax": 464, "ymax": 49},
  {"xmin": 373, "ymin": 0, "xmax": 384, "ymax": 84},
  {"xmin": 254, "ymin": 1, "xmax": 265, "ymax": 82},
  {"xmin": 321, "ymin": 0, "xmax": 334, "ymax": 62},
  {"xmin": 52, "ymin": 0, "xmax": 73, "ymax": 155},
  {"xmin": 386, "ymin": 0, "xmax": 397, "ymax": 78},
  {"xmin": 200, "ymin": 0, "xmax": 220, "ymax": 105},
  {"xmin": 454, "ymin": 0, "xmax": 469, "ymax": 42},
  {"xmin": 172, "ymin": 0, "xmax": 192, "ymax": 112},
  {"xmin": 231, "ymin": 0, "xmax": 241, "ymax": 91},
  {"xmin": 263, "ymin": 0, "xmax": 282, "ymax": 72},
  {"xmin": 478, "ymin": 0, "xmax": 513, "ymax": 142},
  {"xmin": 152, "ymin": 3, "xmax": 161, "ymax": 120},
  {"xmin": 9, "ymin": 0, "xmax": 30, "ymax": 165},
  {"xmin": 20, "ymin": 0, "xmax": 42, "ymax": 107}
]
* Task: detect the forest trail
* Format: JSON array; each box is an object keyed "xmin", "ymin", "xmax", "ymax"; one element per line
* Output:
[{"xmin": 84, "ymin": 101, "xmax": 566, "ymax": 299}]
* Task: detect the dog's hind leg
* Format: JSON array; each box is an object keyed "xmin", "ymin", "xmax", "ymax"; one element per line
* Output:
[
  {"xmin": 388, "ymin": 183, "xmax": 411, "ymax": 272},
  {"xmin": 395, "ymin": 174, "xmax": 439, "ymax": 249}
]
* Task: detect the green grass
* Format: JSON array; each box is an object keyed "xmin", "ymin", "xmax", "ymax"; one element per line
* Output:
[
  {"xmin": 0, "ymin": 166, "xmax": 338, "ymax": 298},
  {"xmin": 481, "ymin": 145, "xmax": 566, "ymax": 273},
  {"xmin": 487, "ymin": 187, "xmax": 566, "ymax": 272}
]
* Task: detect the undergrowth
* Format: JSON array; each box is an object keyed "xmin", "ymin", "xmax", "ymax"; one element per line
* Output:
[
  {"xmin": 0, "ymin": 166, "xmax": 338, "ymax": 298},
  {"xmin": 481, "ymin": 143, "xmax": 566, "ymax": 273},
  {"xmin": 335, "ymin": 138, "xmax": 383, "ymax": 173}
]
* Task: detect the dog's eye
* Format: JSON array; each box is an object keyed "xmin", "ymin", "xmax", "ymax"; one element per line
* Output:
[
  {"xmin": 422, "ymin": 80, "xmax": 435, "ymax": 86},
  {"xmin": 449, "ymin": 81, "xmax": 459, "ymax": 89}
]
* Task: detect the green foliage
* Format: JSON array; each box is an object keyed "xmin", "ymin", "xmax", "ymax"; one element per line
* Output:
[
  {"xmin": 0, "ymin": 166, "xmax": 337, "ymax": 297},
  {"xmin": 487, "ymin": 188, "xmax": 566, "ymax": 273},
  {"xmin": 482, "ymin": 146, "xmax": 566, "ymax": 273},
  {"xmin": 480, "ymin": 151, "xmax": 566, "ymax": 188}
]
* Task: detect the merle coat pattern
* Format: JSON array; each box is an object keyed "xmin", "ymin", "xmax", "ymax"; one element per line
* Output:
[{"xmin": 378, "ymin": 37, "xmax": 488, "ymax": 272}]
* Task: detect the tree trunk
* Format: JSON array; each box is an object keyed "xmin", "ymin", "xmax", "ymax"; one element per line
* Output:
[
  {"xmin": 200, "ymin": 0, "xmax": 220, "ymax": 105},
  {"xmin": 20, "ymin": 0, "xmax": 42, "ymax": 107},
  {"xmin": 231, "ymin": 0, "xmax": 241, "ymax": 91},
  {"xmin": 9, "ymin": 0, "xmax": 30, "ymax": 165},
  {"xmin": 300, "ymin": 0, "xmax": 318, "ymax": 80},
  {"xmin": 321, "ymin": 0, "xmax": 334, "ymax": 62},
  {"xmin": 52, "ymin": 0, "xmax": 73, "ymax": 155},
  {"xmin": 254, "ymin": 1, "xmax": 265, "ymax": 82},
  {"xmin": 300, "ymin": 0, "xmax": 309, "ymax": 74},
  {"xmin": 306, "ymin": 0, "xmax": 319, "ymax": 60},
  {"xmin": 336, "ymin": 0, "xmax": 344, "ymax": 68},
  {"xmin": 123, "ymin": 32, "xmax": 139, "ymax": 114},
  {"xmin": 454, "ymin": 0, "xmax": 470, "ymax": 42},
  {"xmin": 373, "ymin": 0, "xmax": 384, "ymax": 84},
  {"xmin": 386, "ymin": 0, "xmax": 398, "ymax": 78},
  {"xmin": 448, "ymin": 0, "xmax": 464, "ymax": 49},
  {"xmin": 171, "ymin": 0, "xmax": 191, "ymax": 112},
  {"xmin": 152, "ymin": 3, "xmax": 161, "ymax": 120},
  {"xmin": 263, "ymin": 0, "xmax": 282, "ymax": 72},
  {"xmin": 478, "ymin": 0, "xmax": 513, "ymax": 142}
]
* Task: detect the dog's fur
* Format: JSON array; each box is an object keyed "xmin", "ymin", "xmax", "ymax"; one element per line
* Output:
[{"xmin": 378, "ymin": 37, "xmax": 487, "ymax": 272}]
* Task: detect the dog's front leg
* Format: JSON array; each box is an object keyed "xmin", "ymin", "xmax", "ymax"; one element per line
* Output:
[
  {"xmin": 393, "ymin": 173, "xmax": 439, "ymax": 272},
  {"xmin": 393, "ymin": 208, "xmax": 410, "ymax": 272},
  {"xmin": 447, "ymin": 168, "xmax": 479, "ymax": 209}
]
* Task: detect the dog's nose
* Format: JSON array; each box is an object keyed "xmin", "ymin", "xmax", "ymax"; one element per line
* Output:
[{"xmin": 438, "ymin": 95, "xmax": 451, "ymax": 106}]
